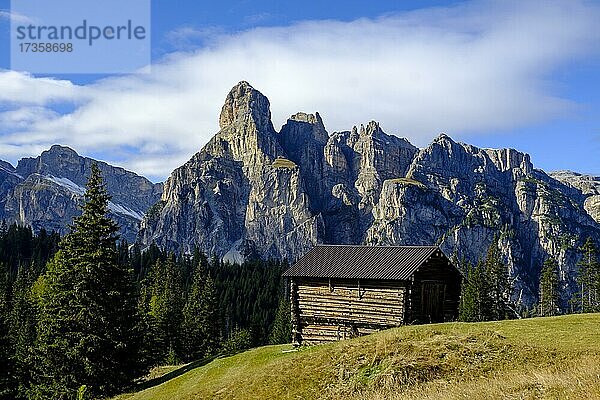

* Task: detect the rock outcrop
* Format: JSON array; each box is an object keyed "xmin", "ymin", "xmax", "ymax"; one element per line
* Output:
[
  {"xmin": 550, "ymin": 170, "xmax": 600, "ymax": 224},
  {"xmin": 368, "ymin": 135, "xmax": 597, "ymax": 303},
  {"xmin": 0, "ymin": 146, "xmax": 162, "ymax": 242},
  {"xmin": 138, "ymin": 82, "xmax": 600, "ymax": 308},
  {"xmin": 138, "ymin": 81, "xmax": 322, "ymax": 260}
]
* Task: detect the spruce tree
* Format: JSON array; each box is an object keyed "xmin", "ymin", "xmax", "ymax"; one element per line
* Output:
[
  {"xmin": 182, "ymin": 255, "xmax": 210, "ymax": 360},
  {"xmin": 457, "ymin": 257, "xmax": 474, "ymax": 321},
  {"xmin": 485, "ymin": 237, "xmax": 509, "ymax": 320},
  {"xmin": 268, "ymin": 295, "xmax": 291, "ymax": 345},
  {"xmin": 31, "ymin": 164, "xmax": 144, "ymax": 399},
  {"xmin": 9, "ymin": 265, "xmax": 39, "ymax": 399},
  {"xmin": 147, "ymin": 255, "xmax": 184, "ymax": 363},
  {"xmin": 197, "ymin": 274, "xmax": 219, "ymax": 357},
  {"xmin": 538, "ymin": 258, "xmax": 560, "ymax": 316},
  {"xmin": 576, "ymin": 237, "xmax": 599, "ymax": 312},
  {"xmin": 0, "ymin": 263, "xmax": 15, "ymax": 400},
  {"xmin": 458, "ymin": 262, "xmax": 477, "ymax": 321},
  {"xmin": 458, "ymin": 260, "xmax": 492, "ymax": 322}
]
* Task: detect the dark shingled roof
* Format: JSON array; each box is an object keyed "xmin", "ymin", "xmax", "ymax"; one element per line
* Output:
[{"xmin": 282, "ymin": 245, "xmax": 443, "ymax": 280}]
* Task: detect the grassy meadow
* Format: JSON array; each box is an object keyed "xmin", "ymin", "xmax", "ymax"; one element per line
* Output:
[{"xmin": 114, "ymin": 313, "xmax": 600, "ymax": 400}]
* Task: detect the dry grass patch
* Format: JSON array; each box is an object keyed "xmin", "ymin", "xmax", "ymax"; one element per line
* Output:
[
  {"xmin": 114, "ymin": 314, "xmax": 600, "ymax": 400},
  {"xmin": 360, "ymin": 356, "xmax": 600, "ymax": 400},
  {"xmin": 272, "ymin": 157, "xmax": 296, "ymax": 169},
  {"xmin": 387, "ymin": 177, "xmax": 427, "ymax": 189}
]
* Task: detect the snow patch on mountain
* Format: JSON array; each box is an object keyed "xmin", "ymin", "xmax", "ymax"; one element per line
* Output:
[
  {"xmin": 0, "ymin": 163, "xmax": 23, "ymax": 179},
  {"xmin": 44, "ymin": 175, "xmax": 144, "ymax": 220},
  {"xmin": 45, "ymin": 176, "xmax": 86, "ymax": 195},
  {"xmin": 108, "ymin": 202, "xmax": 144, "ymax": 220}
]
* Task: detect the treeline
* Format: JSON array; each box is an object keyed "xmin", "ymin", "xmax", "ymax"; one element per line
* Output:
[
  {"xmin": 0, "ymin": 165, "xmax": 290, "ymax": 400},
  {"xmin": 458, "ymin": 236, "xmax": 600, "ymax": 321}
]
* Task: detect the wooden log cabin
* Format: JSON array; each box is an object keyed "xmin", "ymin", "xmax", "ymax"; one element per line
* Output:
[{"xmin": 282, "ymin": 245, "xmax": 461, "ymax": 345}]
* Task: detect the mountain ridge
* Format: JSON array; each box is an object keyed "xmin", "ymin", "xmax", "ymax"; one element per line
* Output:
[
  {"xmin": 138, "ymin": 81, "xmax": 600, "ymax": 308},
  {"xmin": 0, "ymin": 145, "xmax": 163, "ymax": 242}
]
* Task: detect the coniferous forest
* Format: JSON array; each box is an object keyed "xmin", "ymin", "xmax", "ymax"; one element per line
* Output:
[
  {"xmin": 457, "ymin": 235, "xmax": 600, "ymax": 322},
  {"xmin": 0, "ymin": 165, "xmax": 290, "ymax": 399}
]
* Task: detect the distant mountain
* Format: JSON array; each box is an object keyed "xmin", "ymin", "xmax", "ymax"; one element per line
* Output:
[
  {"xmin": 138, "ymin": 81, "xmax": 600, "ymax": 307},
  {"xmin": 0, "ymin": 145, "xmax": 163, "ymax": 242}
]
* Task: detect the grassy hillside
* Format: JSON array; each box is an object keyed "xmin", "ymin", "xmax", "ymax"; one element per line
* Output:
[{"xmin": 115, "ymin": 314, "xmax": 600, "ymax": 400}]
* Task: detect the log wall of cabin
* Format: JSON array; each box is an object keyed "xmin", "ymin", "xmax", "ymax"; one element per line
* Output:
[
  {"xmin": 290, "ymin": 278, "xmax": 407, "ymax": 345},
  {"xmin": 408, "ymin": 253, "xmax": 461, "ymax": 324}
]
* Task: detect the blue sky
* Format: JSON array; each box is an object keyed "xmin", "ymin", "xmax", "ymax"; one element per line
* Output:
[
  {"xmin": 0, "ymin": 0, "xmax": 598, "ymax": 181},
  {"xmin": 2, "ymin": 0, "xmax": 459, "ymax": 84}
]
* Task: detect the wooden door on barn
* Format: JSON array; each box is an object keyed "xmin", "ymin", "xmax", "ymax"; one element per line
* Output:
[{"xmin": 421, "ymin": 281, "xmax": 445, "ymax": 323}]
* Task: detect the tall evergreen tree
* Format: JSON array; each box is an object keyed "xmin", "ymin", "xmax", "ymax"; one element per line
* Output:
[
  {"xmin": 9, "ymin": 265, "xmax": 39, "ymax": 399},
  {"xmin": 458, "ymin": 260, "xmax": 492, "ymax": 322},
  {"xmin": 268, "ymin": 295, "xmax": 291, "ymax": 345},
  {"xmin": 31, "ymin": 164, "xmax": 145, "ymax": 399},
  {"xmin": 199, "ymin": 275, "xmax": 220, "ymax": 354},
  {"xmin": 181, "ymin": 270, "xmax": 219, "ymax": 360},
  {"xmin": 538, "ymin": 258, "xmax": 560, "ymax": 316},
  {"xmin": 576, "ymin": 237, "xmax": 600, "ymax": 312},
  {"xmin": 0, "ymin": 263, "xmax": 15, "ymax": 400},
  {"xmin": 147, "ymin": 255, "xmax": 184, "ymax": 363},
  {"xmin": 485, "ymin": 237, "xmax": 510, "ymax": 320},
  {"xmin": 459, "ymin": 262, "xmax": 476, "ymax": 321},
  {"xmin": 135, "ymin": 267, "xmax": 162, "ymax": 369},
  {"xmin": 182, "ymin": 254, "xmax": 212, "ymax": 360}
]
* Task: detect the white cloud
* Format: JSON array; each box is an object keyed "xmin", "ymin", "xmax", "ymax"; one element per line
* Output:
[
  {"xmin": 0, "ymin": 0, "xmax": 599, "ymax": 181},
  {"xmin": 0, "ymin": 106, "xmax": 59, "ymax": 128},
  {"xmin": 0, "ymin": 71, "xmax": 82, "ymax": 104},
  {"xmin": 0, "ymin": 10, "xmax": 35, "ymax": 24}
]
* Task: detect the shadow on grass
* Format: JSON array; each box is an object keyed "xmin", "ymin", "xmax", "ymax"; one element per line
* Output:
[
  {"xmin": 133, "ymin": 355, "xmax": 219, "ymax": 392},
  {"xmin": 119, "ymin": 347, "xmax": 275, "ymax": 397}
]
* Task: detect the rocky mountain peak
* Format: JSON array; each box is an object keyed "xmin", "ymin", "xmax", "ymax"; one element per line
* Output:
[
  {"xmin": 289, "ymin": 111, "xmax": 321, "ymax": 125},
  {"xmin": 46, "ymin": 144, "xmax": 79, "ymax": 157},
  {"xmin": 203, "ymin": 82, "xmax": 282, "ymax": 165},
  {"xmin": 0, "ymin": 159, "xmax": 21, "ymax": 193},
  {"xmin": 17, "ymin": 145, "xmax": 83, "ymax": 182},
  {"xmin": 360, "ymin": 121, "xmax": 381, "ymax": 136},
  {"xmin": 2, "ymin": 147, "xmax": 163, "ymax": 242},
  {"xmin": 218, "ymin": 81, "xmax": 273, "ymax": 131},
  {"xmin": 432, "ymin": 132, "xmax": 455, "ymax": 145},
  {"xmin": 282, "ymin": 112, "xmax": 328, "ymax": 144},
  {"xmin": 551, "ymin": 170, "xmax": 600, "ymax": 195},
  {"xmin": 142, "ymin": 83, "xmax": 322, "ymax": 261}
]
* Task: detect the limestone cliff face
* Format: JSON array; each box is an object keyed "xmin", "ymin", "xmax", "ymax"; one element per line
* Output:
[
  {"xmin": 138, "ymin": 82, "xmax": 323, "ymax": 260},
  {"xmin": 0, "ymin": 161, "xmax": 22, "ymax": 208},
  {"xmin": 367, "ymin": 135, "xmax": 598, "ymax": 304},
  {"xmin": 139, "ymin": 82, "xmax": 599, "ymax": 307},
  {"xmin": 550, "ymin": 170, "xmax": 600, "ymax": 224},
  {"xmin": 0, "ymin": 146, "xmax": 162, "ymax": 242}
]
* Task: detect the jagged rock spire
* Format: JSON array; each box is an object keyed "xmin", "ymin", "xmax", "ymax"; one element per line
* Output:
[
  {"xmin": 284, "ymin": 112, "xmax": 329, "ymax": 143},
  {"xmin": 218, "ymin": 81, "xmax": 273, "ymax": 131}
]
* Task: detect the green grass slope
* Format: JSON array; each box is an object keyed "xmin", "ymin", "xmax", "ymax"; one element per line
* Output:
[{"xmin": 115, "ymin": 314, "xmax": 600, "ymax": 400}]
